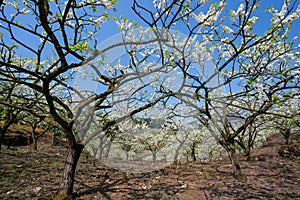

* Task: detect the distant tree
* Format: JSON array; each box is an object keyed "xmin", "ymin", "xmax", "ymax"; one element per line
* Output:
[
  {"xmin": 0, "ymin": 82, "xmax": 19, "ymax": 153},
  {"xmin": 263, "ymin": 98, "xmax": 300, "ymax": 145},
  {"xmin": 0, "ymin": 81, "xmax": 38, "ymax": 152},
  {"xmin": 23, "ymin": 114, "xmax": 49, "ymax": 151},
  {"xmin": 235, "ymin": 117, "xmax": 267, "ymax": 160}
]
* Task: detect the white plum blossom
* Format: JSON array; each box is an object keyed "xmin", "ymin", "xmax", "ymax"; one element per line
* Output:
[
  {"xmin": 153, "ymin": 0, "xmax": 166, "ymax": 10},
  {"xmin": 18, "ymin": 4, "xmax": 31, "ymax": 14},
  {"xmin": 248, "ymin": 16, "xmax": 258, "ymax": 24},
  {"xmin": 222, "ymin": 25, "xmax": 234, "ymax": 34},
  {"xmin": 95, "ymin": 16, "xmax": 107, "ymax": 26},
  {"xmin": 232, "ymin": 3, "xmax": 245, "ymax": 17},
  {"xmin": 244, "ymin": 24, "xmax": 250, "ymax": 31}
]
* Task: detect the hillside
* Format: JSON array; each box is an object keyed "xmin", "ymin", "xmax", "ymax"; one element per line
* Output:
[{"xmin": 0, "ymin": 133, "xmax": 299, "ymax": 199}]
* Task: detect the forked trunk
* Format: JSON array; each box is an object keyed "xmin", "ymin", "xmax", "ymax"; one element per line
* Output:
[
  {"xmin": 56, "ymin": 143, "xmax": 84, "ymax": 199},
  {"xmin": 227, "ymin": 144, "xmax": 247, "ymax": 182}
]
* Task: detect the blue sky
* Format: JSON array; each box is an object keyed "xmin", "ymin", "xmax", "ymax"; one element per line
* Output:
[
  {"xmin": 52, "ymin": 0, "xmax": 300, "ymax": 98},
  {"xmin": 1, "ymin": 0, "xmax": 299, "ymax": 95},
  {"xmin": 102, "ymin": 0, "xmax": 300, "ymax": 41},
  {"xmin": 2, "ymin": 0, "xmax": 299, "ymax": 59}
]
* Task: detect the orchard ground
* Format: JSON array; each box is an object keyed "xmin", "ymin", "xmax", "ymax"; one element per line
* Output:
[{"xmin": 0, "ymin": 131, "xmax": 299, "ymax": 200}]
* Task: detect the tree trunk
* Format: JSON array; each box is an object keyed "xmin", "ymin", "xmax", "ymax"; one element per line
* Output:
[
  {"xmin": 0, "ymin": 126, "xmax": 9, "ymax": 154},
  {"xmin": 33, "ymin": 137, "xmax": 38, "ymax": 151},
  {"xmin": 227, "ymin": 144, "xmax": 247, "ymax": 182},
  {"xmin": 32, "ymin": 132, "xmax": 38, "ymax": 151},
  {"xmin": 98, "ymin": 138, "xmax": 104, "ymax": 160},
  {"xmin": 104, "ymin": 141, "xmax": 112, "ymax": 159},
  {"xmin": 245, "ymin": 148, "xmax": 251, "ymax": 161},
  {"xmin": 152, "ymin": 151, "xmax": 157, "ymax": 163},
  {"xmin": 52, "ymin": 134, "xmax": 58, "ymax": 146},
  {"xmin": 174, "ymin": 142, "xmax": 184, "ymax": 164},
  {"xmin": 191, "ymin": 143, "xmax": 197, "ymax": 162},
  {"xmin": 126, "ymin": 151, "xmax": 129, "ymax": 160},
  {"xmin": 56, "ymin": 143, "xmax": 84, "ymax": 199},
  {"xmin": 284, "ymin": 132, "xmax": 291, "ymax": 145},
  {"xmin": 173, "ymin": 147, "xmax": 180, "ymax": 164},
  {"xmin": 0, "ymin": 128, "xmax": 4, "ymax": 154}
]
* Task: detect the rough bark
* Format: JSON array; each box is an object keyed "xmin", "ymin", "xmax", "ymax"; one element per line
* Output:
[
  {"xmin": 227, "ymin": 144, "xmax": 247, "ymax": 182},
  {"xmin": 56, "ymin": 143, "xmax": 84, "ymax": 199},
  {"xmin": 32, "ymin": 135, "xmax": 38, "ymax": 151}
]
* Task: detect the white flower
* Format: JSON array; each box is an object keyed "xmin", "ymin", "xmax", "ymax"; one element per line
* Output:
[
  {"xmin": 223, "ymin": 25, "xmax": 234, "ymax": 34},
  {"xmin": 95, "ymin": 16, "xmax": 106, "ymax": 24},
  {"xmin": 233, "ymin": 3, "xmax": 245, "ymax": 17},
  {"xmin": 244, "ymin": 25, "xmax": 250, "ymax": 31},
  {"xmin": 248, "ymin": 16, "xmax": 258, "ymax": 24},
  {"xmin": 153, "ymin": 0, "xmax": 166, "ymax": 10},
  {"xmin": 8, "ymin": 2, "xmax": 18, "ymax": 10}
]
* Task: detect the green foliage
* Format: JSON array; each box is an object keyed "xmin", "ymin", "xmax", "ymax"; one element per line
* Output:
[
  {"xmin": 110, "ymin": 0, "xmax": 118, "ymax": 5},
  {"xmin": 101, "ymin": 12, "xmax": 110, "ymax": 20},
  {"xmin": 70, "ymin": 41, "xmax": 90, "ymax": 53},
  {"xmin": 0, "ymin": 108, "xmax": 7, "ymax": 118}
]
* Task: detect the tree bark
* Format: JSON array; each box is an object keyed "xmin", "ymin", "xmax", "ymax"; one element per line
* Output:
[
  {"xmin": 104, "ymin": 140, "xmax": 113, "ymax": 159},
  {"xmin": 284, "ymin": 130, "xmax": 291, "ymax": 145},
  {"xmin": 227, "ymin": 144, "xmax": 247, "ymax": 182},
  {"xmin": 33, "ymin": 137, "xmax": 38, "ymax": 151},
  {"xmin": 56, "ymin": 143, "xmax": 84, "ymax": 199},
  {"xmin": 97, "ymin": 138, "xmax": 104, "ymax": 160},
  {"xmin": 191, "ymin": 143, "xmax": 197, "ymax": 162},
  {"xmin": 152, "ymin": 151, "xmax": 157, "ymax": 163},
  {"xmin": 126, "ymin": 151, "xmax": 129, "ymax": 161},
  {"xmin": 0, "ymin": 128, "xmax": 4, "ymax": 154},
  {"xmin": 0, "ymin": 125, "xmax": 10, "ymax": 154},
  {"xmin": 174, "ymin": 144, "xmax": 182, "ymax": 164},
  {"xmin": 31, "ymin": 132, "xmax": 38, "ymax": 151},
  {"xmin": 52, "ymin": 134, "xmax": 58, "ymax": 146},
  {"xmin": 0, "ymin": 129, "xmax": 4, "ymax": 154},
  {"xmin": 245, "ymin": 148, "xmax": 251, "ymax": 161}
]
